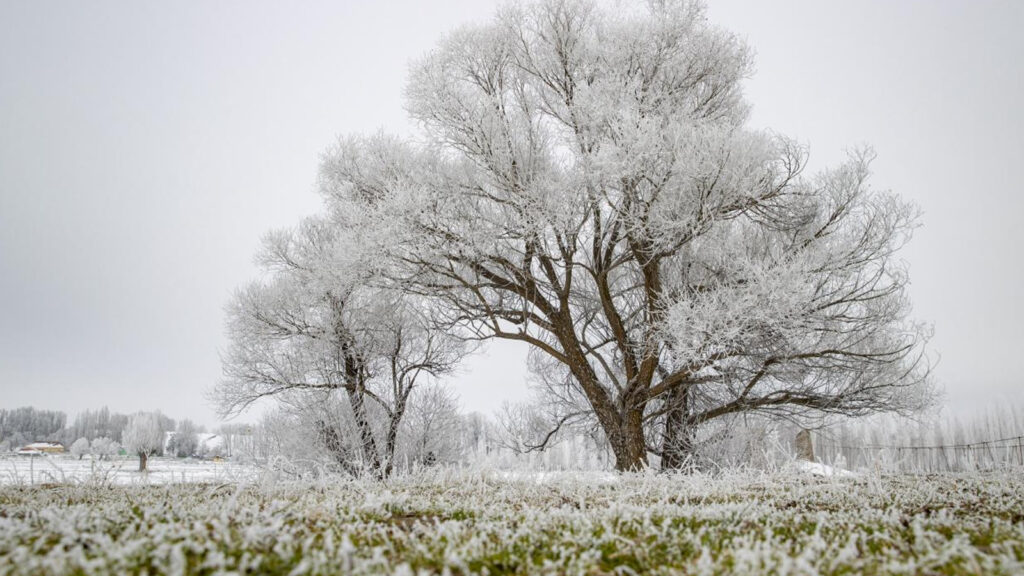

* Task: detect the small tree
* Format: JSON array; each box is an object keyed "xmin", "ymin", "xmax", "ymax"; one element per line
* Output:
[
  {"xmin": 401, "ymin": 384, "xmax": 463, "ymax": 467},
  {"xmin": 90, "ymin": 437, "xmax": 119, "ymax": 461},
  {"xmin": 167, "ymin": 419, "xmax": 200, "ymax": 458},
  {"xmin": 495, "ymin": 401, "xmax": 566, "ymax": 455},
  {"xmin": 122, "ymin": 413, "xmax": 164, "ymax": 471},
  {"xmin": 215, "ymin": 219, "xmax": 467, "ymax": 477},
  {"xmin": 69, "ymin": 437, "xmax": 91, "ymax": 460}
]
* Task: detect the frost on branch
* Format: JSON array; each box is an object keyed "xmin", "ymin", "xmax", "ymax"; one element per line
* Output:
[
  {"xmin": 122, "ymin": 412, "xmax": 164, "ymax": 472},
  {"xmin": 313, "ymin": 0, "xmax": 933, "ymax": 471},
  {"xmin": 215, "ymin": 218, "xmax": 468, "ymax": 477}
]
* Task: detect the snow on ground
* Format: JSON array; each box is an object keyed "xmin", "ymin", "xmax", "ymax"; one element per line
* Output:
[
  {"xmin": 0, "ymin": 455, "xmax": 257, "ymax": 486},
  {"xmin": 794, "ymin": 460, "xmax": 859, "ymax": 477},
  {"xmin": 492, "ymin": 469, "xmax": 621, "ymax": 484}
]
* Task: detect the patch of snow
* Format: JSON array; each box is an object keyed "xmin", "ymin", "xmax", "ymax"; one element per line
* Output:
[{"xmin": 795, "ymin": 460, "xmax": 858, "ymax": 477}]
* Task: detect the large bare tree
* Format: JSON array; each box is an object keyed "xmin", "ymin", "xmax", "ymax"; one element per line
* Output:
[{"xmin": 317, "ymin": 0, "xmax": 934, "ymax": 471}]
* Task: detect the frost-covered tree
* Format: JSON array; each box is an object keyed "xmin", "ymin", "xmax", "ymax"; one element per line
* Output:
[
  {"xmin": 0, "ymin": 407, "xmax": 66, "ymax": 447},
  {"xmin": 249, "ymin": 407, "xmax": 327, "ymax": 474},
  {"xmin": 167, "ymin": 419, "xmax": 200, "ymax": 458},
  {"xmin": 69, "ymin": 437, "xmax": 91, "ymax": 460},
  {"xmin": 400, "ymin": 383, "xmax": 463, "ymax": 467},
  {"xmin": 61, "ymin": 407, "xmax": 130, "ymax": 445},
  {"xmin": 90, "ymin": 437, "xmax": 120, "ymax": 461},
  {"xmin": 215, "ymin": 218, "xmax": 467, "ymax": 477},
  {"xmin": 122, "ymin": 413, "xmax": 164, "ymax": 471},
  {"xmin": 318, "ymin": 0, "xmax": 934, "ymax": 471},
  {"xmin": 458, "ymin": 412, "xmax": 495, "ymax": 460},
  {"xmin": 216, "ymin": 423, "xmax": 252, "ymax": 459}
]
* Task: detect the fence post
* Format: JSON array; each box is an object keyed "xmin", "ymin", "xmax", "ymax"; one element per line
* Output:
[{"xmin": 795, "ymin": 429, "xmax": 814, "ymax": 462}]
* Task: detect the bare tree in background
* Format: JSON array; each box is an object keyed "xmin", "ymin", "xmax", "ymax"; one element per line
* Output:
[
  {"xmin": 317, "ymin": 0, "xmax": 934, "ymax": 471},
  {"xmin": 401, "ymin": 383, "xmax": 463, "ymax": 467},
  {"xmin": 215, "ymin": 218, "xmax": 466, "ymax": 477},
  {"xmin": 494, "ymin": 401, "xmax": 560, "ymax": 455}
]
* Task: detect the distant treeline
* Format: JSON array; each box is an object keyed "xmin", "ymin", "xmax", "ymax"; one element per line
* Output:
[
  {"xmin": 0, "ymin": 407, "xmax": 66, "ymax": 449},
  {"xmin": 5, "ymin": 401, "xmax": 1022, "ymax": 474},
  {"xmin": 0, "ymin": 406, "xmax": 175, "ymax": 452}
]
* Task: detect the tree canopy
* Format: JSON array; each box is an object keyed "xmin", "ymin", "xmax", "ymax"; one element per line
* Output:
[{"xmin": 313, "ymin": 0, "xmax": 933, "ymax": 471}]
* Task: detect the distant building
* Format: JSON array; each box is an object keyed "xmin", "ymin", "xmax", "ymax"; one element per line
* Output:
[
  {"xmin": 20, "ymin": 442, "xmax": 64, "ymax": 454},
  {"xmin": 197, "ymin": 433, "xmax": 225, "ymax": 457}
]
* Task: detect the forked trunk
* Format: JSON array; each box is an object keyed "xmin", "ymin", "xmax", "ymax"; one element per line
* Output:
[
  {"xmin": 138, "ymin": 451, "xmax": 148, "ymax": 472},
  {"xmin": 564, "ymin": 366, "xmax": 649, "ymax": 471},
  {"xmin": 552, "ymin": 309, "xmax": 652, "ymax": 472}
]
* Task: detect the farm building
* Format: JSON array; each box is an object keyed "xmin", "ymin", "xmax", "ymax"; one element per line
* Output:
[{"xmin": 20, "ymin": 442, "xmax": 64, "ymax": 454}]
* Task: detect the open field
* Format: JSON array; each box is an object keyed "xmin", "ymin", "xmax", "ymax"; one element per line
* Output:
[
  {"xmin": 1, "ymin": 470, "xmax": 1022, "ymax": 575},
  {"xmin": 0, "ymin": 456, "xmax": 257, "ymax": 486}
]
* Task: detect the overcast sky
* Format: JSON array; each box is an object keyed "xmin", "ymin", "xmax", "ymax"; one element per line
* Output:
[{"xmin": 1, "ymin": 1, "xmax": 1021, "ymax": 427}]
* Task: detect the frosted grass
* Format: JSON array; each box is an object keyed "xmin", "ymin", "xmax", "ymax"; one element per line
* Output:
[{"xmin": 1, "ymin": 468, "xmax": 1022, "ymax": 574}]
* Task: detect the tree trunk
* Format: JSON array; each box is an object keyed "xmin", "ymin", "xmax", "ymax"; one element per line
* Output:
[
  {"xmin": 578, "ymin": 406, "xmax": 647, "ymax": 472},
  {"xmin": 345, "ymin": 387, "xmax": 382, "ymax": 475},
  {"xmin": 382, "ymin": 395, "xmax": 408, "ymax": 478},
  {"xmin": 335, "ymin": 312, "xmax": 382, "ymax": 477},
  {"xmin": 620, "ymin": 411, "xmax": 649, "ymax": 471},
  {"xmin": 556, "ymin": 330, "xmax": 649, "ymax": 471},
  {"xmin": 138, "ymin": 452, "xmax": 147, "ymax": 472},
  {"xmin": 597, "ymin": 405, "xmax": 648, "ymax": 472},
  {"xmin": 383, "ymin": 422, "xmax": 399, "ymax": 478},
  {"xmin": 661, "ymin": 421, "xmax": 698, "ymax": 472},
  {"xmin": 661, "ymin": 384, "xmax": 698, "ymax": 471}
]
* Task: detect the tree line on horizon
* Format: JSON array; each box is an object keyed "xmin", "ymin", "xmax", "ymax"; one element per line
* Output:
[
  {"xmin": 0, "ymin": 406, "xmax": 249, "ymax": 471},
  {"xmin": 6, "ymin": 398, "xmax": 1023, "ymax": 475}
]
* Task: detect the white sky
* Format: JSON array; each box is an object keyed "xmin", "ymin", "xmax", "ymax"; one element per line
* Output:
[{"xmin": 1, "ymin": 1, "xmax": 1022, "ymax": 427}]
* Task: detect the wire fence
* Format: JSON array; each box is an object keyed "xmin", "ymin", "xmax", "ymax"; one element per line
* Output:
[{"xmin": 815, "ymin": 434, "xmax": 1024, "ymax": 474}]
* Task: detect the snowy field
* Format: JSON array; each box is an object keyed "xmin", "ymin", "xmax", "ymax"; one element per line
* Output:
[
  {"xmin": 1, "ymin": 469, "xmax": 1023, "ymax": 575},
  {"xmin": 0, "ymin": 455, "xmax": 257, "ymax": 486}
]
